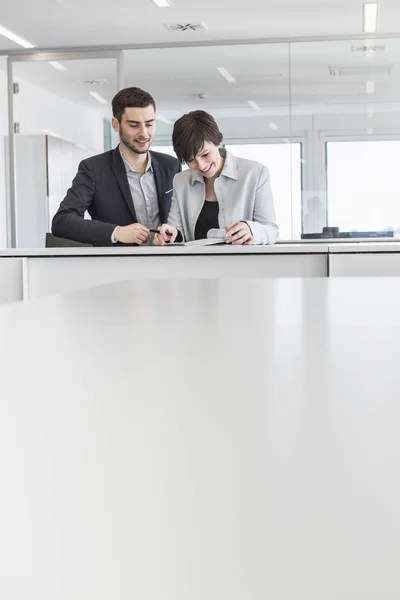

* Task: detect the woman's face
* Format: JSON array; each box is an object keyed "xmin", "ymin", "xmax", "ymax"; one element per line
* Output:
[{"xmin": 186, "ymin": 141, "xmax": 223, "ymax": 178}]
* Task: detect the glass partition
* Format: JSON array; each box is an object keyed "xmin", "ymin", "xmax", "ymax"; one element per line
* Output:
[
  {"xmin": 2, "ymin": 37, "xmax": 400, "ymax": 245},
  {"xmin": 0, "ymin": 56, "xmax": 8, "ymax": 248},
  {"xmin": 10, "ymin": 53, "xmax": 119, "ymax": 247},
  {"xmin": 123, "ymin": 44, "xmax": 299, "ymax": 239},
  {"xmin": 290, "ymin": 37, "xmax": 400, "ymax": 239}
]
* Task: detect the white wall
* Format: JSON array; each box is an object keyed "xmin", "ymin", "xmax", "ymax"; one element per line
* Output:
[
  {"xmin": 11, "ymin": 77, "xmax": 104, "ymax": 152},
  {"xmin": 0, "ymin": 64, "xmax": 105, "ymax": 247}
]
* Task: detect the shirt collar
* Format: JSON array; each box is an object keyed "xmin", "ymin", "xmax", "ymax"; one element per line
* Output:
[
  {"xmin": 189, "ymin": 148, "xmax": 238, "ymax": 185},
  {"xmin": 119, "ymin": 146, "xmax": 152, "ymax": 174}
]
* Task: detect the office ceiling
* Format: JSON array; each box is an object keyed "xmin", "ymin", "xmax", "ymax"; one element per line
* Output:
[
  {"xmin": 10, "ymin": 38, "xmax": 400, "ymax": 120},
  {"xmin": 0, "ymin": 0, "xmax": 400, "ymax": 50}
]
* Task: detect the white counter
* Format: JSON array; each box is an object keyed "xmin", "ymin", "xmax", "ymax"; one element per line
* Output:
[
  {"xmin": 2, "ymin": 241, "xmax": 400, "ymax": 303},
  {"xmin": 0, "ymin": 243, "xmax": 329, "ymax": 256},
  {"xmin": 1, "ymin": 277, "xmax": 400, "ymax": 599},
  {"xmin": 328, "ymin": 242, "xmax": 400, "ymax": 276}
]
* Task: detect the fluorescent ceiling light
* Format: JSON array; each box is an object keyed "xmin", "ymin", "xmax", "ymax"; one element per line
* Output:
[
  {"xmin": 89, "ymin": 91, "xmax": 108, "ymax": 105},
  {"xmin": 366, "ymin": 80, "xmax": 375, "ymax": 94},
  {"xmin": 363, "ymin": 3, "xmax": 378, "ymax": 33},
  {"xmin": 48, "ymin": 61, "xmax": 67, "ymax": 71},
  {"xmin": 217, "ymin": 67, "xmax": 236, "ymax": 84},
  {"xmin": 0, "ymin": 24, "xmax": 35, "ymax": 48},
  {"xmin": 248, "ymin": 100, "xmax": 261, "ymax": 111},
  {"xmin": 152, "ymin": 0, "xmax": 172, "ymax": 6},
  {"xmin": 269, "ymin": 122, "xmax": 279, "ymax": 131},
  {"xmin": 367, "ymin": 127, "xmax": 373, "ymax": 135},
  {"xmin": 367, "ymin": 107, "xmax": 374, "ymax": 117},
  {"xmin": 156, "ymin": 115, "xmax": 173, "ymax": 124}
]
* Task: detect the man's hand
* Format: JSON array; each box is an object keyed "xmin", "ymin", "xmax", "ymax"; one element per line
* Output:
[
  {"xmin": 153, "ymin": 224, "xmax": 178, "ymax": 246},
  {"xmin": 114, "ymin": 224, "xmax": 150, "ymax": 245},
  {"xmin": 226, "ymin": 222, "xmax": 254, "ymax": 245}
]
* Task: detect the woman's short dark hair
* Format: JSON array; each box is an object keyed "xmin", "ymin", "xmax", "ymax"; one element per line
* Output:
[
  {"xmin": 112, "ymin": 87, "xmax": 156, "ymax": 122},
  {"xmin": 172, "ymin": 110, "xmax": 223, "ymax": 163}
]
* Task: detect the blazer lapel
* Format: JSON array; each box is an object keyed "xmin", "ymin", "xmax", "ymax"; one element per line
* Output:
[
  {"xmin": 110, "ymin": 147, "xmax": 137, "ymax": 220},
  {"xmin": 150, "ymin": 152, "xmax": 168, "ymax": 223}
]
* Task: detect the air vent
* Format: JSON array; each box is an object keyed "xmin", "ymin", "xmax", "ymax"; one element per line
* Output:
[
  {"xmin": 164, "ymin": 22, "xmax": 208, "ymax": 31},
  {"xmin": 329, "ymin": 65, "xmax": 392, "ymax": 77},
  {"xmin": 81, "ymin": 78, "xmax": 110, "ymax": 85},
  {"xmin": 351, "ymin": 44, "xmax": 386, "ymax": 53}
]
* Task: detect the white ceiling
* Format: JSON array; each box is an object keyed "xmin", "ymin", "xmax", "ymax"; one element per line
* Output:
[
  {"xmin": 1, "ymin": 0, "xmax": 400, "ymax": 50},
  {"xmin": 4, "ymin": 1, "xmax": 400, "ymax": 135},
  {"xmin": 10, "ymin": 39, "xmax": 400, "ymax": 119}
]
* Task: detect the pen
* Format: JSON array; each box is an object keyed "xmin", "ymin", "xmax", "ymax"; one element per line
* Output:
[{"xmin": 149, "ymin": 228, "xmax": 172, "ymax": 236}]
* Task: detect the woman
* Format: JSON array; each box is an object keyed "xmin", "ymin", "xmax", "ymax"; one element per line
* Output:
[{"xmin": 154, "ymin": 110, "xmax": 278, "ymax": 246}]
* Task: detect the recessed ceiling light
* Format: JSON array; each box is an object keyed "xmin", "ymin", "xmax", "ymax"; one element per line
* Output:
[
  {"xmin": 269, "ymin": 122, "xmax": 279, "ymax": 131},
  {"xmin": 216, "ymin": 67, "xmax": 236, "ymax": 84},
  {"xmin": 0, "ymin": 23, "xmax": 35, "ymax": 48},
  {"xmin": 48, "ymin": 61, "xmax": 67, "ymax": 72},
  {"xmin": 89, "ymin": 91, "xmax": 108, "ymax": 105},
  {"xmin": 156, "ymin": 115, "xmax": 173, "ymax": 125},
  {"xmin": 152, "ymin": 0, "xmax": 173, "ymax": 6},
  {"xmin": 366, "ymin": 80, "xmax": 375, "ymax": 94},
  {"xmin": 248, "ymin": 100, "xmax": 261, "ymax": 111},
  {"xmin": 363, "ymin": 3, "xmax": 378, "ymax": 33}
]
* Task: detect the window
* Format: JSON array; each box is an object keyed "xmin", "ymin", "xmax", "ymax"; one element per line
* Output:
[
  {"xmin": 327, "ymin": 140, "xmax": 400, "ymax": 234},
  {"xmin": 225, "ymin": 143, "xmax": 302, "ymax": 240},
  {"xmin": 153, "ymin": 143, "xmax": 302, "ymax": 240}
]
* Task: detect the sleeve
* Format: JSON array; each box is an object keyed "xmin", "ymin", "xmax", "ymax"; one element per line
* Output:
[
  {"xmin": 245, "ymin": 165, "xmax": 279, "ymax": 245},
  {"xmin": 167, "ymin": 174, "xmax": 185, "ymax": 241},
  {"xmin": 51, "ymin": 160, "xmax": 118, "ymax": 246}
]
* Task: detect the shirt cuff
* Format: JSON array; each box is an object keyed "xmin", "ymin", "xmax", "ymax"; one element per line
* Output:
[{"xmin": 111, "ymin": 226, "xmax": 119, "ymax": 244}]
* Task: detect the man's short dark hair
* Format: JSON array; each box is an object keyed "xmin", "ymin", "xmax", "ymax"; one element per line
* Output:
[
  {"xmin": 112, "ymin": 87, "xmax": 156, "ymax": 122},
  {"xmin": 172, "ymin": 110, "xmax": 223, "ymax": 163}
]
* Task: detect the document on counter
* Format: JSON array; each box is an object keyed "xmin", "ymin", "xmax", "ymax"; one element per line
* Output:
[{"xmin": 168, "ymin": 238, "xmax": 226, "ymax": 246}]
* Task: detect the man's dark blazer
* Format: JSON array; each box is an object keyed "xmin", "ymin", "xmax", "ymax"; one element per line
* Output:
[{"xmin": 51, "ymin": 146, "xmax": 181, "ymax": 246}]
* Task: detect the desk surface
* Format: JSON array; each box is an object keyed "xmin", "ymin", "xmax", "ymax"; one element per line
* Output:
[
  {"xmin": 1, "ymin": 240, "xmax": 400, "ymax": 257},
  {"xmin": 0, "ymin": 243, "xmax": 328, "ymax": 257},
  {"xmin": 1, "ymin": 277, "xmax": 400, "ymax": 599}
]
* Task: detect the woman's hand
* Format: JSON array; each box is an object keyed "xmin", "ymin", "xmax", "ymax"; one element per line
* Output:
[
  {"xmin": 153, "ymin": 224, "xmax": 178, "ymax": 246},
  {"xmin": 226, "ymin": 222, "xmax": 254, "ymax": 245}
]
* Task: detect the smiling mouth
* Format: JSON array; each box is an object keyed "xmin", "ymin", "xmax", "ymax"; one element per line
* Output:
[{"xmin": 202, "ymin": 163, "xmax": 213, "ymax": 173}]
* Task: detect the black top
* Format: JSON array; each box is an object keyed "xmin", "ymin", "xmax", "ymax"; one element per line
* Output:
[{"xmin": 195, "ymin": 200, "xmax": 219, "ymax": 240}]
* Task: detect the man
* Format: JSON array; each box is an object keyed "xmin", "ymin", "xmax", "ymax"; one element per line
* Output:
[{"xmin": 52, "ymin": 87, "xmax": 180, "ymax": 246}]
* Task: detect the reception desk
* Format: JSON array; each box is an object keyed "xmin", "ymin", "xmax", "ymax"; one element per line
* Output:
[{"xmin": 1, "ymin": 241, "xmax": 400, "ymax": 303}]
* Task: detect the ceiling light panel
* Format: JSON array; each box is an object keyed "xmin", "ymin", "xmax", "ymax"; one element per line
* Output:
[
  {"xmin": 363, "ymin": 3, "xmax": 378, "ymax": 33},
  {"xmin": 217, "ymin": 67, "xmax": 236, "ymax": 84},
  {"xmin": 89, "ymin": 91, "xmax": 108, "ymax": 105},
  {"xmin": 49, "ymin": 61, "xmax": 67, "ymax": 71},
  {"xmin": 0, "ymin": 23, "xmax": 35, "ymax": 48},
  {"xmin": 152, "ymin": 0, "xmax": 173, "ymax": 6},
  {"xmin": 248, "ymin": 101, "xmax": 261, "ymax": 111}
]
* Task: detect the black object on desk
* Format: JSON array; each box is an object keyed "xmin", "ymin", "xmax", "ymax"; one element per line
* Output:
[{"xmin": 301, "ymin": 228, "xmax": 394, "ymax": 240}]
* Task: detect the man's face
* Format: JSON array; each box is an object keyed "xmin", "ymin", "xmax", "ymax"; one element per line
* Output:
[{"xmin": 112, "ymin": 105, "xmax": 155, "ymax": 154}]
